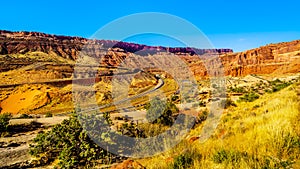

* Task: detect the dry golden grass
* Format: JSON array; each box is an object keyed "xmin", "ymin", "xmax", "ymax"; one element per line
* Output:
[{"xmin": 138, "ymin": 83, "xmax": 300, "ymax": 169}]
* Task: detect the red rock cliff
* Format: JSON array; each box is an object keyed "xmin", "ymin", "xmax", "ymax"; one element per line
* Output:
[
  {"xmin": 0, "ymin": 30, "xmax": 232, "ymax": 60},
  {"xmin": 218, "ymin": 40, "xmax": 300, "ymax": 76},
  {"xmin": 1, "ymin": 30, "xmax": 299, "ymax": 77}
]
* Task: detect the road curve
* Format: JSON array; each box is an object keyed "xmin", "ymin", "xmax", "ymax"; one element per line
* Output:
[{"xmin": 79, "ymin": 76, "xmax": 164, "ymax": 113}]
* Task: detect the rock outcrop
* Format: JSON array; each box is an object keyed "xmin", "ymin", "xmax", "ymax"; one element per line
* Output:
[
  {"xmin": 110, "ymin": 159, "xmax": 145, "ymax": 169},
  {"xmin": 219, "ymin": 40, "xmax": 300, "ymax": 76},
  {"xmin": 1, "ymin": 30, "xmax": 300, "ymax": 77},
  {"xmin": 0, "ymin": 30, "xmax": 232, "ymax": 60}
]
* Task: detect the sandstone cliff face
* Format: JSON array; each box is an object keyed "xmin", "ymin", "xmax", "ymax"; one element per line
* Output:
[
  {"xmin": 0, "ymin": 30, "xmax": 86, "ymax": 60},
  {"xmin": 218, "ymin": 40, "xmax": 300, "ymax": 76},
  {"xmin": 0, "ymin": 30, "xmax": 232, "ymax": 61},
  {"xmin": 1, "ymin": 30, "xmax": 299, "ymax": 77}
]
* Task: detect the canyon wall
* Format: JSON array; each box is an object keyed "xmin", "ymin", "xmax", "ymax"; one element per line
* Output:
[
  {"xmin": 1, "ymin": 30, "xmax": 300, "ymax": 77},
  {"xmin": 219, "ymin": 40, "xmax": 300, "ymax": 76},
  {"xmin": 0, "ymin": 30, "xmax": 232, "ymax": 60}
]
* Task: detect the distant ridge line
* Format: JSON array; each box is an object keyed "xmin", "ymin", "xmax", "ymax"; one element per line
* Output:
[{"xmin": 0, "ymin": 30, "xmax": 233, "ymax": 57}]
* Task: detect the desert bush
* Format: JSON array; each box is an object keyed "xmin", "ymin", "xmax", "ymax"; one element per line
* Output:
[
  {"xmin": 221, "ymin": 99, "xmax": 237, "ymax": 109},
  {"xmin": 145, "ymin": 97, "xmax": 178, "ymax": 126},
  {"xmin": 258, "ymin": 156, "xmax": 294, "ymax": 169},
  {"xmin": 270, "ymin": 78, "xmax": 282, "ymax": 85},
  {"xmin": 229, "ymin": 86, "xmax": 247, "ymax": 93},
  {"xmin": 197, "ymin": 110, "xmax": 208, "ymax": 124},
  {"xmin": 212, "ymin": 83, "xmax": 218, "ymax": 89},
  {"xmin": 19, "ymin": 114, "xmax": 33, "ymax": 119},
  {"xmin": 0, "ymin": 113, "xmax": 11, "ymax": 133},
  {"xmin": 253, "ymin": 104, "xmax": 260, "ymax": 109},
  {"xmin": 45, "ymin": 112, "xmax": 53, "ymax": 117},
  {"xmin": 171, "ymin": 95, "xmax": 179, "ymax": 102},
  {"xmin": 29, "ymin": 113, "xmax": 113, "ymax": 168},
  {"xmin": 167, "ymin": 146, "xmax": 202, "ymax": 169},
  {"xmin": 118, "ymin": 122, "xmax": 145, "ymax": 138},
  {"xmin": 272, "ymin": 82, "xmax": 291, "ymax": 92},
  {"xmin": 137, "ymin": 123, "xmax": 168, "ymax": 137},
  {"xmin": 198, "ymin": 100, "xmax": 206, "ymax": 107},
  {"xmin": 102, "ymin": 112, "xmax": 113, "ymax": 125},
  {"xmin": 266, "ymin": 79, "xmax": 291, "ymax": 93},
  {"xmin": 264, "ymin": 89, "xmax": 272, "ymax": 93},
  {"xmin": 212, "ymin": 149, "xmax": 243, "ymax": 165},
  {"xmin": 172, "ymin": 153, "xmax": 193, "ymax": 169},
  {"xmin": 238, "ymin": 92, "xmax": 260, "ymax": 102}
]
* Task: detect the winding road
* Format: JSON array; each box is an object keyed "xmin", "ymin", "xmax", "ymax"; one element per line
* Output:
[{"xmin": 79, "ymin": 76, "xmax": 164, "ymax": 114}]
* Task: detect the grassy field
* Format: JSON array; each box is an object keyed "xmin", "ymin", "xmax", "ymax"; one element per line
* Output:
[{"xmin": 138, "ymin": 83, "xmax": 300, "ymax": 169}]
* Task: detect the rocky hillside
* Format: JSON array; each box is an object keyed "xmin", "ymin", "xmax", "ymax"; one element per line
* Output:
[
  {"xmin": 188, "ymin": 40, "xmax": 300, "ymax": 77},
  {"xmin": 0, "ymin": 30, "xmax": 300, "ymax": 77},
  {"xmin": 219, "ymin": 40, "xmax": 300, "ymax": 76},
  {"xmin": 0, "ymin": 30, "xmax": 232, "ymax": 60}
]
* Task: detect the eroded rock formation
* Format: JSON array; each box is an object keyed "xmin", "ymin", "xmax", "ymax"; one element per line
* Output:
[
  {"xmin": 1, "ymin": 30, "xmax": 300, "ymax": 77},
  {"xmin": 0, "ymin": 30, "xmax": 232, "ymax": 60}
]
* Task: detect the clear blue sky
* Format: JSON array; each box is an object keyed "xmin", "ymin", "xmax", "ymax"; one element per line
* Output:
[{"xmin": 1, "ymin": 0, "xmax": 300, "ymax": 52}]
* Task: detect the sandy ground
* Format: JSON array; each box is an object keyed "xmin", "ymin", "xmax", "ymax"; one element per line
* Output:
[
  {"xmin": 1, "ymin": 90, "xmax": 42, "ymax": 114},
  {"xmin": 111, "ymin": 110, "xmax": 147, "ymax": 122},
  {"xmin": 9, "ymin": 116, "xmax": 68, "ymax": 126},
  {"xmin": 0, "ymin": 116, "xmax": 68, "ymax": 168},
  {"xmin": 0, "ymin": 131, "xmax": 36, "ymax": 168}
]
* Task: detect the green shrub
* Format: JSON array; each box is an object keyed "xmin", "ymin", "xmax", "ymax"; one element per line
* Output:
[
  {"xmin": 213, "ymin": 149, "xmax": 229, "ymax": 163},
  {"xmin": 212, "ymin": 83, "xmax": 218, "ymax": 89},
  {"xmin": 253, "ymin": 104, "xmax": 260, "ymax": 109},
  {"xmin": 19, "ymin": 114, "xmax": 33, "ymax": 119},
  {"xmin": 212, "ymin": 149, "xmax": 243, "ymax": 164},
  {"xmin": 29, "ymin": 113, "xmax": 113, "ymax": 168},
  {"xmin": 137, "ymin": 123, "xmax": 167, "ymax": 138},
  {"xmin": 259, "ymin": 156, "xmax": 295, "ymax": 169},
  {"xmin": 230, "ymin": 86, "xmax": 247, "ymax": 93},
  {"xmin": 198, "ymin": 100, "xmax": 206, "ymax": 107},
  {"xmin": 171, "ymin": 95, "xmax": 179, "ymax": 102},
  {"xmin": 270, "ymin": 78, "xmax": 282, "ymax": 85},
  {"xmin": 118, "ymin": 122, "xmax": 146, "ymax": 138},
  {"xmin": 145, "ymin": 97, "xmax": 178, "ymax": 126},
  {"xmin": 267, "ymin": 79, "xmax": 292, "ymax": 93},
  {"xmin": 45, "ymin": 112, "xmax": 53, "ymax": 117},
  {"xmin": 272, "ymin": 82, "xmax": 291, "ymax": 92},
  {"xmin": 197, "ymin": 110, "xmax": 208, "ymax": 124},
  {"xmin": 221, "ymin": 99, "xmax": 237, "ymax": 109},
  {"xmin": 239, "ymin": 93, "xmax": 260, "ymax": 102},
  {"xmin": 103, "ymin": 112, "xmax": 113, "ymax": 125},
  {"xmin": 264, "ymin": 89, "xmax": 272, "ymax": 93},
  {"xmin": 0, "ymin": 113, "xmax": 12, "ymax": 133},
  {"xmin": 172, "ymin": 153, "xmax": 193, "ymax": 169}
]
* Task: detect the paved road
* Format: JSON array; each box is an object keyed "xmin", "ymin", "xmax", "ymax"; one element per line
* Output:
[
  {"xmin": 0, "ymin": 64, "xmax": 141, "ymax": 88},
  {"xmin": 79, "ymin": 77, "xmax": 164, "ymax": 114}
]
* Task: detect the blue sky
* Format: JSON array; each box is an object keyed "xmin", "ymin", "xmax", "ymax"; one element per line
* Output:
[{"xmin": 1, "ymin": 0, "xmax": 300, "ymax": 52}]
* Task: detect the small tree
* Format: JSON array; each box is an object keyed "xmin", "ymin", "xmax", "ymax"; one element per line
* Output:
[
  {"xmin": 238, "ymin": 93, "xmax": 259, "ymax": 102},
  {"xmin": 29, "ymin": 113, "xmax": 113, "ymax": 168},
  {"xmin": 145, "ymin": 97, "xmax": 178, "ymax": 126}
]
